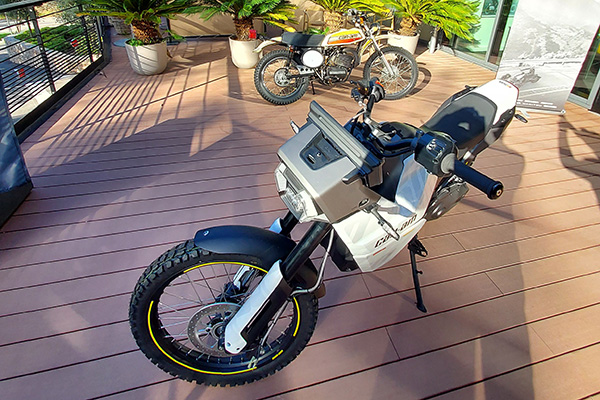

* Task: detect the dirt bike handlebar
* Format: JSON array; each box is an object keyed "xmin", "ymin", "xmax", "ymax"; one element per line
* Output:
[
  {"xmin": 349, "ymin": 84, "xmax": 503, "ymax": 200},
  {"xmin": 350, "ymin": 79, "xmax": 385, "ymax": 114},
  {"xmin": 412, "ymin": 130, "xmax": 503, "ymax": 200},
  {"xmin": 345, "ymin": 8, "xmax": 365, "ymax": 17},
  {"xmin": 449, "ymin": 160, "xmax": 504, "ymax": 200}
]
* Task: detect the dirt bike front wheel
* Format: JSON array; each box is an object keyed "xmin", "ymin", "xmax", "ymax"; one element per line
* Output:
[
  {"xmin": 254, "ymin": 49, "xmax": 310, "ymax": 105},
  {"xmin": 129, "ymin": 240, "xmax": 319, "ymax": 386},
  {"xmin": 364, "ymin": 46, "xmax": 418, "ymax": 100}
]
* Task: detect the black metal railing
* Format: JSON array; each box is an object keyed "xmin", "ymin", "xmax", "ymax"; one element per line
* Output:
[{"xmin": 0, "ymin": 0, "xmax": 109, "ymax": 139}]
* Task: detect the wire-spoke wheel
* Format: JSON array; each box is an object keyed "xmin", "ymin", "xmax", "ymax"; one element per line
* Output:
[
  {"xmin": 129, "ymin": 240, "xmax": 318, "ymax": 386},
  {"xmin": 254, "ymin": 49, "xmax": 309, "ymax": 105},
  {"xmin": 360, "ymin": 38, "xmax": 388, "ymax": 63},
  {"xmin": 364, "ymin": 46, "xmax": 418, "ymax": 100}
]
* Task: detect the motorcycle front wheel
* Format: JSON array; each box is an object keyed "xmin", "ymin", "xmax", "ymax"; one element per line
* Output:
[
  {"xmin": 254, "ymin": 49, "xmax": 310, "ymax": 105},
  {"xmin": 364, "ymin": 46, "xmax": 418, "ymax": 100},
  {"xmin": 129, "ymin": 240, "xmax": 318, "ymax": 386}
]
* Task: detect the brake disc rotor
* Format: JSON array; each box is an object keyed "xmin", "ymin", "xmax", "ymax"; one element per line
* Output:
[{"xmin": 187, "ymin": 302, "xmax": 241, "ymax": 357}]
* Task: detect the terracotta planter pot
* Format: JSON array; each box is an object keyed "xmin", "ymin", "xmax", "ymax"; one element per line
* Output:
[
  {"xmin": 229, "ymin": 37, "xmax": 259, "ymax": 69},
  {"xmin": 388, "ymin": 33, "xmax": 420, "ymax": 55},
  {"xmin": 125, "ymin": 41, "xmax": 168, "ymax": 75}
]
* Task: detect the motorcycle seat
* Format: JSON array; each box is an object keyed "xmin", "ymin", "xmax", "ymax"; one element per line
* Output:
[
  {"xmin": 421, "ymin": 92, "xmax": 497, "ymax": 152},
  {"xmin": 281, "ymin": 32, "xmax": 326, "ymax": 47}
]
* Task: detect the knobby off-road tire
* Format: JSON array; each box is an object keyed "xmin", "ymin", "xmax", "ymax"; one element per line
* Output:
[
  {"xmin": 254, "ymin": 49, "xmax": 309, "ymax": 105},
  {"xmin": 364, "ymin": 46, "xmax": 418, "ymax": 100},
  {"xmin": 129, "ymin": 240, "xmax": 319, "ymax": 386}
]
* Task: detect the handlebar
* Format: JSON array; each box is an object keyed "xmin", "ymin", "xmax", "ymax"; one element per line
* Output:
[
  {"xmin": 346, "ymin": 8, "xmax": 364, "ymax": 17},
  {"xmin": 350, "ymin": 79, "xmax": 385, "ymax": 112},
  {"xmin": 411, "ymin": 131, "xmax": 504, "ymax": 200},
  {"xmin": 449, "ymin": 160, "xmax": 504, "ymax": 200},
  {"xmin": 347, "ymin": 82, "xmax": 504, "ymax": 201}
]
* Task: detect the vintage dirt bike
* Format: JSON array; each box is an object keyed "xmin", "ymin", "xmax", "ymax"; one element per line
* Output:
[
  {"xmin": 129, "ymin": 78, "xmax": 523, "ymax": 386},
  {"xmin": 253, "ymin": 9, "xmax": 418, "ymax": 105}
]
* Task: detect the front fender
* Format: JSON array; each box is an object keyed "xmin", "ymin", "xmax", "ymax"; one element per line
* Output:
[
  {"xmin": 254, "ymin": 38, "xmax": 283, "ymax": 53},
  {"xmin": 193, "ymin": 225, "xmax": 324, "ymax": 297}
]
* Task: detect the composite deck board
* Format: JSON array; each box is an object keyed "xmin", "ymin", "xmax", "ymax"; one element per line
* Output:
[
  {"xmin": 1, "ymin": 208, "xmax": 596, "ymax": 313},
  {"xmin": 0, "ymin": 38, "xmax": 599, "ymax": 399},
  {"xmin": 4, "ymin": 156, "xmax": 591, "ymax": 251},
  {"xmin": 2, "ymin": 271, "xmax": 598, "ymax": 399},
  {"xmin": 436, "ymin": 344, "xmax": 600, "ymax": 400},
  {"xmin": 5, "ymin": 166, "xmax": 595, "ymax": 252}
]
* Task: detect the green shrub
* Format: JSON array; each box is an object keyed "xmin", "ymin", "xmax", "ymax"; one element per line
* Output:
[{"xmin": 14, "ymin": 24, "xmax": 92, "ymax": 55}]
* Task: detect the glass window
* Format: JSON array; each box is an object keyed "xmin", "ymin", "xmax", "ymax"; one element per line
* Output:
[
  {"xmin": 488, "ymin": 0, "xmax": 518, "ymax": 65},
  {"xmin": 453, "ymin": 0, "xmax": 518, "ymax": 65},
  {"xmin": 572, "ymin": 28, "xmax": 600, "ymax": 100},
  {"xmin": 454, "ymin": 0, "xmax": 495, "ymax": 60}
]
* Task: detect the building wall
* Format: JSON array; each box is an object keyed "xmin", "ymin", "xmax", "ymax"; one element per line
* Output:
[{"xmin": 169, "ymin": 0, "xmax": 322, "ymax": 37}]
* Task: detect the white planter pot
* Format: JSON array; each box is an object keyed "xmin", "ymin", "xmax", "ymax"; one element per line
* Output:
[
  {"xmin": 125, "ymin": 41, "xmax": 168, "ymax": 75},
  {"xmin": 229, "ymin": 37, "xmax": 259, "ymax": 69},
  {"xmin": 388, "ymin": 34, "xmax": 420, "ymax": 55}
]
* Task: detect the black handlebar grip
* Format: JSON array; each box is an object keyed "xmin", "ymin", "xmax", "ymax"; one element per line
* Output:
[{"xmin": 451, "ymin": 161, "xmax": 504, "ymax": 200}]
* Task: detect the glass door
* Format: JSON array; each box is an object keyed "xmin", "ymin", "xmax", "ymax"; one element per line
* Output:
[
  {"xmin": 453, "ymin": 0, "xmax": 496, "ymax": 61},
  {"xmin": 592, "ymin": 91, "xmax": 600, "ymax": 113},
  {"xmin": 487, "ymin": 0, "xmax": 518, "ymax": 65},
  {"xmin": 451, "ymin": 0, "xmax": 519, "ymax": 66},
  {"xmin": 570, "ymin": 28, "xmax": 600, "ymax": 110}
]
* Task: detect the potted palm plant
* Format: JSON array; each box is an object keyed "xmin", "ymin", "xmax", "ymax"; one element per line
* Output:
[
  {"xmin": 191, "ymin": 0, "xmax": 296, "ymax": 68},
  {"xmin": 384, "ymin": 0, "xmax": 479, "ymax": 54},
  {"xmin": 81, "ymin": 0, "xmax": 200, "ymax": 75},
  {"xmin": 310, "ymin": 0, "xmax": 389, "ymax": 32}
]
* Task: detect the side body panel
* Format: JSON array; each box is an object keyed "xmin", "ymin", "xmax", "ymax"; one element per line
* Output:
[{"xmin": 333, "ymin": 156, "xmax": 438, "ymax": 272}]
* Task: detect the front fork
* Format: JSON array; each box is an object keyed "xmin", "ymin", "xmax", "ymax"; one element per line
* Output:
[
  {"xmin": 224, "ymin": 214, "xmax": 331, "ymax": 354},
  {"xmin": 365, "ymin": 32, "xmax": 396, "ymax": 76}
]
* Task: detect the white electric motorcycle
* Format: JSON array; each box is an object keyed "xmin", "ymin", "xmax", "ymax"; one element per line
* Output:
[{"xmin": 129, "ymin": 79, "xmax": 522, "ymax": 386}]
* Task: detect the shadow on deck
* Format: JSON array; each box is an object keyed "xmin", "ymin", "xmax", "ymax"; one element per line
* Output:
[{"xmin": 1, "ymin": 36, "xmax": 600, "ymax": 400}]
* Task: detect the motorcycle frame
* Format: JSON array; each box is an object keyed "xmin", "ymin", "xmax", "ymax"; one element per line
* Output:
[
  {"xmin": 222, "ymin": 78, "xmax": 520, "ymax": 356},
  {"xmin": 255, "ymin": 13, "xmax": 396, "ymax": 83}
]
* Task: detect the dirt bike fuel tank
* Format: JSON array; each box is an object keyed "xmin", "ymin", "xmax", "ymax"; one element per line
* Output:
[
  {"xmin": 275, "ymin": 101, "xmax": 382, "ymax": 223},
  {"xmin": 324, "ymin": 28, "xmax": 365, "ymax": 46}
]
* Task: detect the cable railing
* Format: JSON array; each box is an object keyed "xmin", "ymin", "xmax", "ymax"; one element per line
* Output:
[{"xmin": 0, "ymin": 0, "xmax": 109, "ymax": 138}]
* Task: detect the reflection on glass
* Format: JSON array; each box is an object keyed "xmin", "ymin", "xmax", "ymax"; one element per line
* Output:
[
  {"xmin": 454, "ymin": 0, "xmax": 519, "ymax": 64},
  {"xmin": 572, "ymin": 28, "xmax": 600, "ymax": 100},
  {"xmin": 488, "ymin": 0, "xmax": 518, "ymax": 65},
  {"xmin": 454, "ymin": 0, "xmax": 493, "ymax": 60}
]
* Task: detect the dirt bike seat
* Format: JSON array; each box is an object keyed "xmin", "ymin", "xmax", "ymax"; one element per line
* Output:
[
  {"xmin": 421, "ymin": 92, "xmax": 497, "ymax": 153},
  {"xmin": 281, "ymin": 32, "xmax": 326, "ymax": 47}
]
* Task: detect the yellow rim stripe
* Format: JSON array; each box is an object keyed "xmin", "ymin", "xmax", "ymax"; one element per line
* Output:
[
  {"xmin": 292, "ymin": 297, "xmax": 300, "ymax": 337},
  {"xmin": 272, "ymin": 350, "xmax": 284, "ymax": 360},
  {"xmin": 148, "ymin": 262, "xmax": 301, "ymax": 375}
]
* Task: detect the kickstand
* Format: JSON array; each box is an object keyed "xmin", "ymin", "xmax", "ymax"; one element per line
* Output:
[
  {"xmin": 408, "ymin": 236, "xmax": 428, "ymax": 313},
  {"xmin": 311, "ymin": 81, "xmax": 316, "ymax": 95}
]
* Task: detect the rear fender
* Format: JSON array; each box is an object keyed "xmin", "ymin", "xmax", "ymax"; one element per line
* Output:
[
  {"xmin": 254, "ymin": 38, "xmax": 283, "ymax": 53},
  {"xmin": 193, "ymin": 225, "xmax": 325, "ymax": 297}
]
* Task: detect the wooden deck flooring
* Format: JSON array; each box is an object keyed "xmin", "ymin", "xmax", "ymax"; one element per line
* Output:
[{"xmin": 1, "ymin": 36, "xmax": 600, "ymax": 399}]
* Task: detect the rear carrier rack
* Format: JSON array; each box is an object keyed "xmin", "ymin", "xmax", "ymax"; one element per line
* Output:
[{"xmin": 275, "ymin": 101, "xmax": 383, "ymax": 223}]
